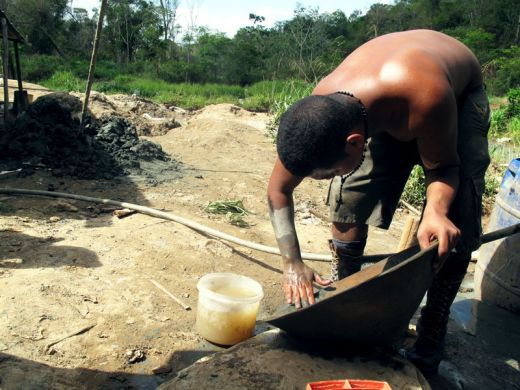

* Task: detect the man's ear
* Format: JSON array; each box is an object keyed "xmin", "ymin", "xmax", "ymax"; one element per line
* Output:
[{"xmin": 345, "ymin": 133, "xmax": 365, "ymax": 152}]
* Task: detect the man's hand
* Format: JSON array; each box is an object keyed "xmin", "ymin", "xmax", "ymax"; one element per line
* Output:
[
  {"xmin": 417, "ymin": 210, "xmax": 460, "ymax": 272},
  {"xmin": 282, "ymin": 261, "xmax": 331, "ymax": 309}
]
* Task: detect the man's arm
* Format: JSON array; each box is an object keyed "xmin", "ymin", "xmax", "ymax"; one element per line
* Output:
[
  {"xmin": 414, "ymin": 83, "xmax": 461, "ymax": 263},
  {"xmin": 421, "ymin": 167, "xmax": 460, "ymax": 266},
  {"xmin": 267, "ymin": 156, "xmax": 330, "ymax": 308}
]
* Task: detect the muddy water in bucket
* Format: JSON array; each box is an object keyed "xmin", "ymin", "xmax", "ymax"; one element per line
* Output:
[{"xmin": 196, "ymin": 273, "xmax": 264, "ymax": 346}]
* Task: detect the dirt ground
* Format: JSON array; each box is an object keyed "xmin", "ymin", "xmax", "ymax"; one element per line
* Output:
[{"xmin": 0, "ymin": 94, "xmax": 517, "ymax": 389}]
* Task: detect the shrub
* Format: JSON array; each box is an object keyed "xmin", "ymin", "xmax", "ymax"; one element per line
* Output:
[
  {"xmin": 490, "ymin": 88, "xmax": 520, "ymax": 150},
  {"xmin": 401, "ymin": 165, "xmax": 426, "ymax": 209},
  {"xmin": 22, "ymin": 55, "xmax": 63, "ymax": 82},
  {"xmin": 505, "ymin": 88, "xmax": 520, "ymax": 118}
]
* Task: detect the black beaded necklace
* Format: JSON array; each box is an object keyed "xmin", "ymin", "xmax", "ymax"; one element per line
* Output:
[{"xmin": 334, "ymin": 91, "xmax": 369, "ymax": 211}]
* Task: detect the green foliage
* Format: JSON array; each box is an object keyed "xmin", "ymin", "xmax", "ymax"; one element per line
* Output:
[
  {"xmin": 264, "ymin": 80, "xmax": 314, "ymax": 141},
  {"xmin": 9, "ymin": 0, "xmax": 520, "ymax": 93},
  {"xmin": 204, "ymin": 200, "xmax": 253, "ymax": 228},
  {"xmin": 157, "ymin": 61, "xmax": 190, "ymax": 83},
  {"xmin": 242, "ymin": 80, "xmax": 301, "ymax": 112},
  {"xmin": 21, "ymin": 55, "xmax": 63, "ymax": 82},
  {"xmin": 401, "ymin": 165, "xmax": 426, "ymax": 209},
  {"xmin": 482, "ymin": 162, "xmax": 504, "ymax": 212},
  {"xmin": 505, "ymin": 88, "xmax": 520, "ymax": 118},
  {"xmin": 93, "ymin": 61, "xmax": 121, "ymax": 80},
  {"xmin": 41, "ymin": 71, "xmax": 84, "ymax": 92},
  {"xmin": 153, "ymin": 82, "xmax": 244, "ymax": 109},
  {"xmin": 490, "ymin": 88, "xmax": 520, "ymax": 148},
  {"xmin": 92, "ymin": 75, "xmax": 245, "ymax": 109},
  {"xmin": 442, "ymin": 27, "xmax": 496, "ymax": 63},
  {"xmin": 485, "ymin": 46, "xmax": 520, "ymax": 95}
]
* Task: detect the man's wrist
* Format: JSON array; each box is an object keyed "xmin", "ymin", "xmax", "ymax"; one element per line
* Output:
[{"xmin": 282, "ymin": 257, "xmax": 303, "ymax": 268}]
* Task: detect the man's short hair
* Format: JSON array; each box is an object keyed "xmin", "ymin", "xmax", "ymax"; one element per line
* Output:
[{"xmin": 276, "ymin": 94, "xmax": 364, "ymax": 176}]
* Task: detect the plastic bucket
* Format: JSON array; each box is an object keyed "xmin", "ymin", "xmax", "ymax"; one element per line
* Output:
[
  {"xmin": 475, "ymin": 158, "xmax": 520, "ymax": 313},
  {"xmin": 196, "ymin": 272, "xmax": 264, "ymax": 345}
]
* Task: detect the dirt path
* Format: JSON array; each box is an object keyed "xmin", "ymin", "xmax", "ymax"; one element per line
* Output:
[{"xmin": 0, "ymin": 101, "xmax": 414, "ymax": 389}]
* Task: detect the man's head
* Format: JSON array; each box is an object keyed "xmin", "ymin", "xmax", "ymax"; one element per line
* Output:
[{"xmin": 276, "ymin": 93, "xmax": 366, "ymax": 178}]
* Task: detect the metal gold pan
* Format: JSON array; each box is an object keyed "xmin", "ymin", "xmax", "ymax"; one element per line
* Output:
[
  {"xmin": 266, "ymin": 224, "xmax": 520, "ymax": 348},
  {"xmin": 266, "ymin": 244, "xmax": 437, "ymax": 348}
]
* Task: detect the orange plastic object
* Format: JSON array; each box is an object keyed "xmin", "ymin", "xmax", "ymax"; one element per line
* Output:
[{"xmin": 306, "ymin": 379, "xmax": 392, "ymax": 390}]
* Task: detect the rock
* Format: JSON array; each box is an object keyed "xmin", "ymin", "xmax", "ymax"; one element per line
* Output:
[
  {"xmin": 113, "ymin": 208, "xmax": 136, "ymax": 218},
  {"xmin": 126, "ymin": 348, "xmax": 146, "ymax": 364},
  {"xmin": 157, "ymin": 329, "xmax": 430, "ymax": 390},
  {"xmin": 55, "ymin": 200, "xmax": 79, "ymax": 212},
  {"xmin": 152, "ymin": 364, "xmax": 172, "ymax": 374}
]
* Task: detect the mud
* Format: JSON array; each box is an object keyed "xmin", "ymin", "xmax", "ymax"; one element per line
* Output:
[{"xmin": 0, "ymin": 93, "xmax": 181, "ymax": 181}]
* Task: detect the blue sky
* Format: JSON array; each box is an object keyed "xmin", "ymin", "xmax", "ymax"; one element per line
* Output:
[{"xmin": 70, "ymin": 0, "xmax": 389, "ymax": 37}]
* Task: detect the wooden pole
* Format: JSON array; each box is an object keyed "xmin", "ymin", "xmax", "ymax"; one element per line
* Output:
[
  {"xmin": 396, "ymin": 216, "xmax": 420, "ymax": 251},
  {"xmin": 1, "ymin": 16, "xmax": 9, "ymax": 122},
  {"xmin": 13, "ymin": 42, "xmax": 22, "ymax": 92},
  {"xmin": 80, "ymin": 0, "xmax": 108, "ymax": 131}
]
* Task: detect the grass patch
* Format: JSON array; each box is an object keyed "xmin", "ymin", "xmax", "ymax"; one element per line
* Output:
[
  {"xmin": 94, "ymin": 77, "xmax": 245, "ymax": 110},
  {"xmin": 40, "ymin": 69, "xmax": 315, "ymax": 114},
  {"xmin": 204, "ymin": 200, "xmax": 253, "ymax": 227},
  {"xmin": 259, "ymin": 80, "xmax": 314, "ymax": 141},
  {"xmin": 41, "ymin": 70, "xmax": 85, "ymax": 92}
]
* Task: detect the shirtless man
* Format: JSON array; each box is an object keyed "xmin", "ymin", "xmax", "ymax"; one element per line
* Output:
[{"xmin": 267, "ymin": 29, "xmax": 490, "ymax": 376}]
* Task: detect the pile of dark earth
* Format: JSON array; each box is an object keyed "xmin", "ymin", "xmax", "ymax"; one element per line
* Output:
[{"xmin": 0, "ymin": 92, "xmax": 182, "ymax": 182}]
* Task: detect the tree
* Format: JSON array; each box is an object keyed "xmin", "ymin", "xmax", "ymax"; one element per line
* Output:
[
  {"xmin": 4, "ymin": 0, "xmax": 69, "ymax": 55},
  {"xmin": 195, "ymin": 28, "xmax": 232, "ymax": 82},
  {"xmin": 249, "ymin": 13, "xmax": 265, "ymax": 25},
  {"xmin": 157, "ymin": 0, "xmax": 179, "ymax": 59},
  {"xmin": 104, "ymin": 0, "xmax": 162, "ymax": 63}
]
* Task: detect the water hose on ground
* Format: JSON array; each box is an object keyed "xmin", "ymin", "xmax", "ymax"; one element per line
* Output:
[
  {"xmin": 0, "ymin": 188, "xmax": 394, "ymax": 263},
  {"xmin": 0, "ymin": 188, "xmax": 319, "ymax": 260}
]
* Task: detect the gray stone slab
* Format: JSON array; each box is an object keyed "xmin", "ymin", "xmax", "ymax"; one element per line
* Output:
[{"xmin": 157, "ymin": 329, "xmax": 430, "ymax": 390}]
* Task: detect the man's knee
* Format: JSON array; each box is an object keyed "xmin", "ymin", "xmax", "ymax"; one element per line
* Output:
[
  {"xmin": 332, "ymin": 222, "xmax": 368, "ymax": 241},
  {"xmin": 437, "ymin": 251, "xmax": 472, "ymax": 279}
]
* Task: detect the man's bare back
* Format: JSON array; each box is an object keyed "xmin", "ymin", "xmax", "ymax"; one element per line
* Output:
[
  {"xmin": 313, "ymin": 30, "xmax": 482, "ymax": 167},
  {"xmin": 311, "ymin": 30, "xmax": 483, "ymax": 174}
]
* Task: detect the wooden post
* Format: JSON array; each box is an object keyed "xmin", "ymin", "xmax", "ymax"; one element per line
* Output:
[
  {"xmin": 12, "ymin": 41, "xmax": 28, "ymax": 115},
  {"xmin": 80, "ymin": 0, "xmax": 108, "ymax": 132},
  {"xmin": 1, "ymin": 16, "xmax": 9, "ymax": 122},
  {"xmin": 396, "ymin": 216, "xmax": 420, "ymax": 251},
  {"xmin": 13, "ymin": 42, "xmax": 22, "ymax": 92}
]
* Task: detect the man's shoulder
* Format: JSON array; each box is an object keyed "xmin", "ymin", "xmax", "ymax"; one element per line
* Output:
[{"xmin": 376, "ymin": 67, "xmax": 452, "ymax": 108}]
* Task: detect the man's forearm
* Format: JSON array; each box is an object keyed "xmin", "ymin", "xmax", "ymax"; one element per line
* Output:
[
  {"xmin": 267, "ymin": 196, "xmax": 302, "ymax": 264},
  {"xmin": 424, "ymin": 167, "xmax": 459, "ymax": 215}
]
